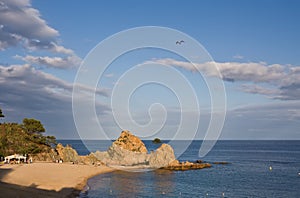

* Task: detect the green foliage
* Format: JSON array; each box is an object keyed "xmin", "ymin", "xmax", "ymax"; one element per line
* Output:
[
  {"xmin": 22, "ymin": 118, "xmax": 45, "ymax": 134},
  {"xmin": 0, "ymin": 108, "xmax": 4, "ymax": 118},
  {"xmin": 0, "ymin": 122, "xmax": 57, "ymax": 157}
]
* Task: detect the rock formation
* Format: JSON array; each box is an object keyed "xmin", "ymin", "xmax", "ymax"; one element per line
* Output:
[
  {"xmin": 79, "ymin": 154, "xmax": 104, "ymax": 166},
  {"xmin": 91, "ymin": 130, "xmax": 210, "ymax": 170},
  {"xmin": 32, "ymin": 130, "xmax": 213, "ymax": 171},
  {"xmin": 31, "ymin": 148, "xmax": 59, "ymax": 162},
  {"xmin": 56, "ymin": 143, "xmax": 79, "ymax": 162},
  {"xmin": 113, "ymin": 130, "xmax": 148, "ymax": 153},
  {"xmin": 92, "ymin": 143, "xmax": 149, "ymax": 166},
  {"xmin": 152, "ymin": 138, "xmax": 162, "ymax": 144},
  {"xmin": 149, "ymin": 144, "xmax": 176, "ymax": 168},
  {"xmin": 32, "ymin": 143, "xmax": 102, "ymax": 165},
  {"xmin": 162, "ymin": 160, "xmax": 212, "ymax": 171},
  {"xmin": 91, "ymin": 131, "xmax": 176, "ymax": 168}
]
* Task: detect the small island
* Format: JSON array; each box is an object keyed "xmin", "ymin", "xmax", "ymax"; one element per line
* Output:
[{"xmin": 152, "ymin": 138, "xmax": 162, "ymax": 144}]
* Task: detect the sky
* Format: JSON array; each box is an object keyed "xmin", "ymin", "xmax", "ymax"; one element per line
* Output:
[{"xmin": 0, "ymin": 0, "xmax": 300, "ymax": 140}]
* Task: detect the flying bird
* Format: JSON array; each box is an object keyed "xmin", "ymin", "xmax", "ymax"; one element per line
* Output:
[{"xmin": 176, "ymin": 40, "xmax": 184, "ymax": 45}]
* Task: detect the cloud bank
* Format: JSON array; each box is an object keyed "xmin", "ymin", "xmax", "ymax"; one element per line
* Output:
[
  {"xmin": 0, "ymin": 64, "xmax": 109, "ymax": 114},
  {"xmin": 0, "ymin": 0, "xmax": 81, "ymax": 69},
  {"xmin": 146, "ymin": 58, "xmax": 300, "ymax": 100},
  {"xmin": 0, "ymin": 63, "xmax": 110, "ymax": 138}
]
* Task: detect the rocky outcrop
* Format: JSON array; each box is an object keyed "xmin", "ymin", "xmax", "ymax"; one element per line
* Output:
[
  {"xmin": 113, "ymin": 130, "xmax": 148, "ymax": 153},
  {"xmin": 55, "ymin": 144, "xmax": 104, "ymax": 165},
  {"xmin": 91, "ymin": 131, "xmax": 175, "ymax": 168},
  {"xmin": 32, "ymin": 130, "xmax": 217, "ymax": 171},
  {"xmin": 56, "ymin": 143, "xmax": 79, "ymax": 162},
  {"xmin": 31, "ymin": 149, "xmax": 59, "ymax": 162},
  {"xmin": 149, "ymin": 144, "xmax": 176, "ymax": 168},
  {"xmin": 79, "ymin": 154, "xmax": 104, "ymax": 166},
  {"xmin": 152, "ymin": 138, "xmax": 162, "ymax": 144},
  {"xmin": 92, "ymin": 144, "xmax": 149, "ymax": 166},
  {"xmin": 162, "ymin": 160, "xmax": 212, "ymax": 171},
  {"xmin": 91, "ymin": 131, "xmax": 212, "ymax": 170},
  {"xmin": 31, "ymin": 144, "xmax": 103, "ymax": 165}
]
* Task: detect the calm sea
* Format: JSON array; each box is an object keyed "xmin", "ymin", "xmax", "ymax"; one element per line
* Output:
[{"xmin": 58, "ymin": 140, "xmax": 300, "ymax": 198}]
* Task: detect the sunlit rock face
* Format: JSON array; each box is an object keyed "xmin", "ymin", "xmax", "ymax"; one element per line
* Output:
[
  {"xmin": 148, "ymin": 143, "xmax": 176, "ymax": 168},
  {"xmin": 113, "ymin": 130, "xmax": 148, "ymax": 153},
  {"xmin": 92, "ymin": 130, "xmax": 175, "ymax": 168}
]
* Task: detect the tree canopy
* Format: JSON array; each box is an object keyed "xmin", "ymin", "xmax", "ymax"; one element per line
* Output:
[
  {"xmin": 0, "ymin": 112, "xmax": 57, "ymax": 157},
  {"xmin": 22, "ymin": 118, "xmax": 45, "ymax": 134},
  {"xmin": 0, "ymin": 123, "xmax": 56, "ymax": 156},
  {"xmin": 0, "ymin": 108, "xmax": 4, "ymax": 118}
]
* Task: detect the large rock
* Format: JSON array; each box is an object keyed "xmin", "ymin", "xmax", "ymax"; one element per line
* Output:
[
  {"xmin": 92, "ymin": 130, "xmax": 150, "ymax": 166},
  {"xmin": 31, "ymin": 149, "xmax": 59, "ymax": 162},
  {"xmin": 92, "ymin": 143, "xmax": 149, "ymax": 166},
  {"xmin": 79, "ymin": 154, "xmax": 104, "ymax": 165},
  {"xmin": 32, "ymin": 144, "xmax": 79, "ymax": 163},
  {"xmin": 91, "ymin": 130, "xmax": 213, "ymax": 170},
  {"xmin": 113, "ymin": 130, "xmax": 148, "ymax": 153},
  {"xmin": 56, "ymin": 143, "xmax": 79, "ymax": 162},
  {"xmin": 92, "ymin": 131, "xmax": 175, "ymax": 168},
  {"xmin": 149, "ymin": 144, "xmax": 176, "ymax": 168}
]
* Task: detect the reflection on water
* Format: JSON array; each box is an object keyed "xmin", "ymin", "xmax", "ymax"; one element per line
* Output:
[
  {"xmin": 86, "ymin": 170, "xmax": 176, "ymax": 197},
  {"xmin": 78, "ymin": 141, "xmax": 300, "ymax": 198}
]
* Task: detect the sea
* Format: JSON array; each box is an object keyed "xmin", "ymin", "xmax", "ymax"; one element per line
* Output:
[{"xmin": 58, "ymin": 140, "xmax": 300, "ymax": 198}]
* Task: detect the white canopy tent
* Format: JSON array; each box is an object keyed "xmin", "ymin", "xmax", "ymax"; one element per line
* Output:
[{"xmin": 4, "ymin": 154, "xmax": 27, "ymax": 163}]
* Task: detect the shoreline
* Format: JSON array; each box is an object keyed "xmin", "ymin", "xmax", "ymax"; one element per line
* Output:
[{"xmin": 0, "ymin": 162, "xmax": 114, "ymax": 197}]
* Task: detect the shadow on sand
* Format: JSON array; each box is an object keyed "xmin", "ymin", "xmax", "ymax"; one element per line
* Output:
[{"xmin": 0, "ymin": 167, "xmax": 80, "ymax": 198}]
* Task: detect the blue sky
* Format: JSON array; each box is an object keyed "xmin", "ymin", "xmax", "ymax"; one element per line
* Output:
[{"xmin": 0, "ymin": 0, "xmax": 300, "ymax": 140}]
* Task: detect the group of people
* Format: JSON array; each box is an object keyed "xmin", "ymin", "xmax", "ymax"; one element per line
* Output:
[{"xmin": 55, "ymin": 159, "xmax": 63, "ymax": 163}]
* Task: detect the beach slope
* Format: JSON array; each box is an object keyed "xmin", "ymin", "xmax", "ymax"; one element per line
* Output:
[{"xmin": 0, "ymin": 163, "xmax": 112, "ymax": 197}]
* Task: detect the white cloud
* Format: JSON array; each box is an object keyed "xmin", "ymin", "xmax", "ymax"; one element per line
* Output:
[
  {"xmin": 50, "ymin": 42, "xmax": 74, "ymax": 55},
  {"xmin": 16, "ymin": 55, "xmax": 82, "ymax": 69},
  {"xmin": 147, "ymin": 59, "xmax": 289, "ymax": 83},
  {"xmin": 146, "ymin": 58, "xmax": 300, "ymax": 100},
  {"xmin": 240, "ymin": 84, "xmax": 281, "ymax": 96},
  {"xmin": 0, "ymin": 0, "xmax": 73, "ymax": 54}
]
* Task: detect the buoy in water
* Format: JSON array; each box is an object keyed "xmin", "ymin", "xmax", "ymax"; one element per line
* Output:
[{"xmin": 269, "ymin": 166, "xmax": 273, "ymax": 171}]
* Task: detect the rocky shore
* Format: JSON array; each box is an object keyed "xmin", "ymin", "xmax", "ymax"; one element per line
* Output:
[
  {"xmin": 90, "ymin": 130, "xmax": 213, "ymax": 171},
  {"xmin": 31, "ymin": 130, "xmax": 214, "ymax": 171},
  {"xmin": 0, "ymin": 130, "xmax": 228, "ymax": 197}
]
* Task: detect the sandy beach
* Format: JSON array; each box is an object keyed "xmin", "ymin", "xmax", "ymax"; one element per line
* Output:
[{"xmin": 0, "ymin": 162, "xmax": 113, "ymax": 197}]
